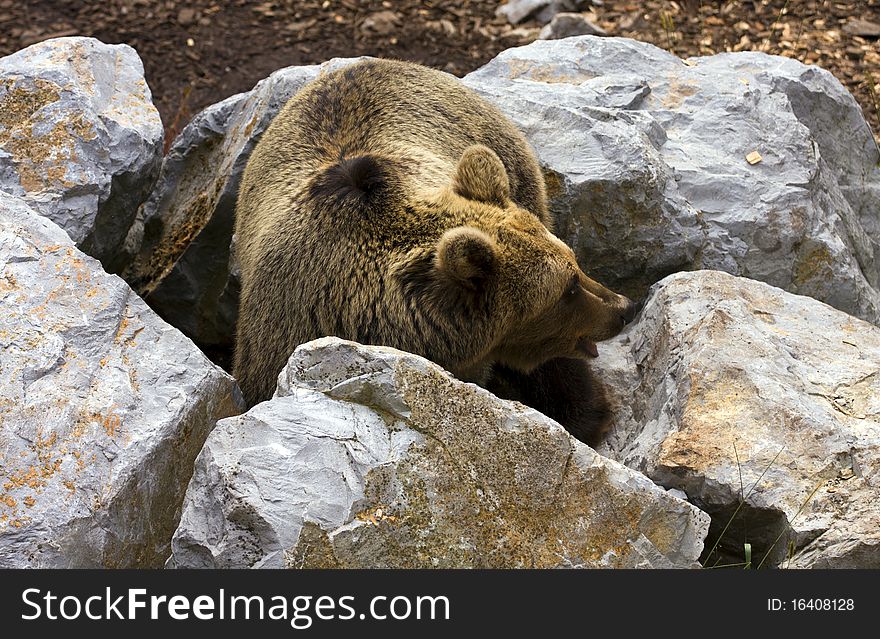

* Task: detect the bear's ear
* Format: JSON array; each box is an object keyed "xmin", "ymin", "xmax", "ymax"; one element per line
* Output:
[
  {"xmin": 309, "ymin": 154, "xmax": 400, "ymax": 208},
  {"xmin": 452, "ymin": 145, "xmax": 511, "ymax": 206},
  {"xmin": 434, "ymin": 226, "xmax": 497, "ymax": 291}
]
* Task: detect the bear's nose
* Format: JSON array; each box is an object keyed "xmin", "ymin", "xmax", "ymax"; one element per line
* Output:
[{"xmin": 620, "ymin": 298, "xmax": 642, "ymax": 325}]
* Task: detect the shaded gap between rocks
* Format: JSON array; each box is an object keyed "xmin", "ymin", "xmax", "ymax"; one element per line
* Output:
[{"xmin": 697, "ymin": 499, "xmax": 824, "ymax": 569}]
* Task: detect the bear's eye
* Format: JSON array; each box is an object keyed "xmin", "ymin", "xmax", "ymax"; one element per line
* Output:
[{"xmin": 565, "ymin": 275, "xmax": 580, "ymax": 298}]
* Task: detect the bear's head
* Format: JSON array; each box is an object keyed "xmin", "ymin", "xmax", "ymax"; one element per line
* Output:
[
  {"xmin": 309, "ymin": 144, "xmax": 637, "ymax": 382},
  {"xmin": 405, "ymin": 145, "xmax": 637, "ymax": 378}
]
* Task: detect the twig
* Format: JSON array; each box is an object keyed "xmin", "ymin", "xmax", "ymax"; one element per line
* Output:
[{"xmin": 762, "ymin": 0, "xmax": 790, "ymax": 53}]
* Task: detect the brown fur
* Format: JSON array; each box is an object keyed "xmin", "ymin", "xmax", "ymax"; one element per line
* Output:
[
  {"xmin": 234, "ymin": 59, "xmax": 634, "ymax": 445},
  {"xmin": 487, "ymin": 359, "xmax": 614, "ymax": 445}
]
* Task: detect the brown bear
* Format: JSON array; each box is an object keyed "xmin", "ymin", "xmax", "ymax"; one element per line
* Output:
[{"xmin": 234, "ymin": 59, "xmax": 637, "ymax": 445}]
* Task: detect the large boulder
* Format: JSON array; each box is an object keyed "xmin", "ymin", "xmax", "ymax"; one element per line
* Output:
[
  {"xmin": 123, "ymin": 59, "xmax": 360, "ymax": 351},
  {"xmin": 0, "ymin": 37, "xmax": 163, "ymax": 273},
  {"xmin": 0, "ymin": 192, "xmax": 242, "ymax": 568},
  {"xmin": 591, "ymin": 270, "xmax": 880, "ymax": 568},
  {"xmin": 463, "ymin": 36, "xmax": 880, "ymax": 326},
  {"xmin": 170, "ymin": 338, "xmax": 710, "ymax": 569}
]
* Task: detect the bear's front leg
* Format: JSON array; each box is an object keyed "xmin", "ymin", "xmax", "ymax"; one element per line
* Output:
[{"xmin": 486, "ymin": 358, "xmax": 612, "ymax": 447}]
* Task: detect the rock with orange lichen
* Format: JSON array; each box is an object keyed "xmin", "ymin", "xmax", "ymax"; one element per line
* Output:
[
  {"xmin": 591, "ymin": 270, "xmax": 880, "ymax": 568},
  {"xmin": 0, "ymin": 193, "xmax": 242, "ymax": 567},
  {"xmin": 0, "ymin": 37, "xmax": 162, "ymax": 273},
  {"xmin": 169, "ymin": 337, "xmax": 709, "ymax": 569}
]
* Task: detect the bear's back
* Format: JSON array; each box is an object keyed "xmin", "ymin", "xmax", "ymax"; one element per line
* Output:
[{"xmin": 236, "ymin": 59, "xmax": 548, "ymax": 246}]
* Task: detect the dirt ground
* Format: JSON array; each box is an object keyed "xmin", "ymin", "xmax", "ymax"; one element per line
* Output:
[{"xmin": 1, "ymin": 1, "xmax": 878, "ymax": 144}]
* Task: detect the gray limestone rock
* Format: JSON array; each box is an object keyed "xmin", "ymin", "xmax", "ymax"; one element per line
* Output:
[
  {"xmin": 0, "ymin": 37, "xmax": 163, "ymax": 272},
  {"xmin": 591, "ymin": 270, "xmax": 880, "ymax": 568},
  {"xmin": 170, "ymin": 338, "xmax": 709, "ymax": 569},
  {"xmin": 539, "ymin": 13, "xmax": 607, "ymax": 39},
  {"xmin": 497, "ymin": 0, "xmax": 595, "ymax": 25},
  {"xmin": 463, "ymin": 37, "xmax": 880, "ymax": 326},
  {"xmin": 0, "ymin": 192, "xmax": 241, "ymax": 567}
]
